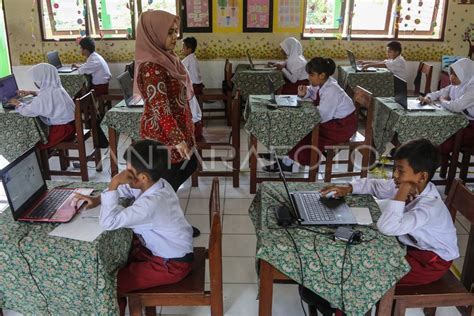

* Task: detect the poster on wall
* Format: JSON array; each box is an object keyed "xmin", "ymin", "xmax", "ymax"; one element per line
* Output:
[
  {"xmin": 273, "ymin": 0, "xmax": 304, "ymax": 33},
  {"xmin": 243, "ymin": 0, "xmax": 273, "ymax": 32},
  {"xmin": 0, "ymin": 0, "xmax": 11, "ymax": 78},
  {"xmin": 213, "ymin": 0, "xmax": 243, "ymax": 33},
  {"xmin": 183, "ymin": 0, "xmax": 212, "ymax": 32}
]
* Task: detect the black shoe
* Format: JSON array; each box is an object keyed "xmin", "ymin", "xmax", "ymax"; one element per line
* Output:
[
  {"xmin": 262, "ymin": 159, "xmax": 293, "ymax": 173},
  {"xmin": 192, "ymin": 226, "xmax": 201, "ymax": 238},
  {"xmin": 298, "ymin": 285, "xmax": 335, "ymax": 316},
  {"xmin": 259, "ymin": 153, "xmax": 275, "ymax": 160}
]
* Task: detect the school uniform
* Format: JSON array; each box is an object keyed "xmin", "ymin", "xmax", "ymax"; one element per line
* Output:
[
  {"xmin": 190, "ymin": 95, "xmax": 203, "ymax": 139},
  {"xmin": 278, "ymin": 37, "xmax": 308, "ymax": 94},
  {"xmin": 288, "ymin": 77, "xmax": 357, "ymax": 166},
  {"xmin": 384, "ymin": 54, "xmax": 408, "ymax": 81},
  {"xmin": 16, "ymin": 63, "xmax": 76, "ymax": 149},
  {"xmin": 77, "ymin": 52, "xmax": 112, "ymax": 96},
  {"xmin": 426, "ymin": 58, "xmax": 474, "ymax": 155},
  {"xmin": 352, "ymin": 178, "xmax": 459, "ymax": 286},
  {"xmin": 181, "ymin": 62, "xmax": 203, "ymax": 140},
  {"xmin": 182, "ymin": 53, "xmax": 204, "ymax": 95},
  {"xmin": 100, "ymin": 178, "xmax": 193, "ymax": 314}
]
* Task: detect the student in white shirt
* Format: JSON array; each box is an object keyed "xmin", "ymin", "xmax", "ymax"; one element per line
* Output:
[
  {"xmin": 361, "ymin": 41, "xmax": 408, "ymax": 81},
  {"xmin": 72, "ymin": 37, "xmax": 112, "ymax": 97},
  {"xmin": 9, "ymin": 63, "xmax": 75, "ymax": 149},
  {"xmin": 74, "ymin": 140, "xmax": 193, "ymax": 315},
  {"xmin": 269, "ymin": 37, "xmax": 308, "ymax": 94},
  {"xmin": 420, "ymin": 58, "xmax": 474, "ymax": 161},
  {"xmin": 321, "ymin": 139, "xmax": 459, "ymax": 286}
]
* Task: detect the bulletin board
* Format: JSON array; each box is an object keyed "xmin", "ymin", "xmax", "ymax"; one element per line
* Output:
[
  {"xmin": 0, "ymin": 0, "xmax": 11, "ymax": 78},
  {"xmin": 213, "ymin": 0, "xmax": 243, "ymax": 33},
  {"xmin": 272, "ymin": 0, "xmax": 305, "ymax": 33}
]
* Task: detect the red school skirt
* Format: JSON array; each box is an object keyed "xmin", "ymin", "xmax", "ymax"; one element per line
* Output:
[
  {"xmin": 37, "ymin": 122, "xmax": 76, "ymax": 150},
  {"xmin": 281, "ymin": 79, "xmax": 309, "ymax": 95},
  {"xmin": 289, "ymin": 111, "xmax": 358, "ymax": 166},
  {"xmin": 193, "ymin": 83, "xmax": 205, "ymax": 95},
  {"xmin": 91, "ymin": 83, "xmax": 109, "ymax": 97}
]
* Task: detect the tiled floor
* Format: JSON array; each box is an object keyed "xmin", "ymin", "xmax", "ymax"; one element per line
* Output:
[{"xmin": 1, "ymin": 111, "xmax": 470, "ymax": 315}]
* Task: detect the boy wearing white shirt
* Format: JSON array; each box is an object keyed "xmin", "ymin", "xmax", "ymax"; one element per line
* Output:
[
  {"xmin": 361, "ymin": 41, "xmax": 408, "ymax": 81},
  {"xmin": 72, "ymin": 37, "xmax": 112, "ymax": 97},
  {"xmin": 321, "ymin": 139, "xmax": 459, "ymax": 286},
  {"xmin": 75, "ymin": 140, "xmax": 193, "ymax": 315}
]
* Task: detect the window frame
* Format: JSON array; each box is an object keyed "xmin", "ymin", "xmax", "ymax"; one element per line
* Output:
[
  {"xmin": 89, "ymin": 0, "xmax": 135, "ymax": 39},
  {"xmin": 348, "ymin": 0, "xmax": 395, "ymax": 36},
  {"xmin": 302, "ymin": 0, "xmax": 346, "ymax": 35},
  {"xmin": 301, "ymin": 0, "xmax": 450, "ymax": 41},
  {"xmin": 39, "ymin": 0, "xmax": 85, "ymax": 39}
]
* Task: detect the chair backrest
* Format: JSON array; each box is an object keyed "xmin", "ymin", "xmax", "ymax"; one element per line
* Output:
[
  {"xmin": 208, "ymin": 177, "xmax": 223, "ymax": 302},
  {"xmin": 413, "ymin": 62, "xmax": 433, "ymax": 96},
  {"xmin": 74, "ymin": 90, "xmax": 100, "ymax": 147},
  {"xmin": 223, "ymin": 59, "xmax": 233, "ymax": 93},
  {"xmin": 231, "ymin": 91, "xmax": 241, "ymax": 148},
  {"xmin": 352, "ymin": 85, "xmax": 374, "ymax": 147},
  {"xmin": 445, "ymin": 178, "xmax": 474, "ymax": 291},
  {"xmin": 125, "ymin": 61, "xmax": 135, "ymax": 80}
]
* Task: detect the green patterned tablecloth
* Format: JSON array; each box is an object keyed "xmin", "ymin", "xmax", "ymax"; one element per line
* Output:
[
  {"xmin": 232, "ymin": 64, "xmax": 285, "ymax": 100},
  {"xmin": 244, "ymin": 95, "xmax": 320, "ymax": 155},
  {"xmin": 0, "ymin": 182, "xmax": 133, "ymax": 315},
  {"xmin": 59, "ymin": 72, "xmax": 89, "ymax": 98},
  {"xmin": 372, "ymin": 97, "xmax": 469, "ymax": 154},
  {"xmin": 101, "ymin": 100, "xmax": 143, "ymax": 140},
  {"xmin": 337, "ymin": 66, "xmax": 394, "ymax": 97},
  {"xmin": 249, "ymin": 182, "xmax": 410, "ymax": 315},
  {"xmin": 0, "ymin": 108, "xmax": 49, "ymax": 162}
]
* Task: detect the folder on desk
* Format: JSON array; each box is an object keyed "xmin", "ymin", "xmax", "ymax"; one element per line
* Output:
[{"xmin": 48, "ymin": 206, "xmax": 104, "ymax": 242}]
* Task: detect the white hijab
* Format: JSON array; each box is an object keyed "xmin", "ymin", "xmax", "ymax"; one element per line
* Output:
[
  {"xmin": 449, "ymin": 58, "xmax": 474, "ymax": 99},
  {"xmin": 280, "ymin": 37, "xmax": 307, "ymax": 71},
  {"xmin": 28, "ymin": 63, "xmax": 75, "ymax": 125}
]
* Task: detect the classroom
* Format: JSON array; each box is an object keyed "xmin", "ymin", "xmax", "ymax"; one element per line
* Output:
[{"xmin": 0, "ymin": 0, "xmax": 473, "ymax": 315}]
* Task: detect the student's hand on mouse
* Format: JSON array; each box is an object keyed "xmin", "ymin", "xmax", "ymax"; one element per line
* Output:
[
  {"xmin": 320, "ymin": 184, "xmax": 352, "ymax": 198},
  {"xmin": 110, "ymin": 169, "xmax": 136, "ymax": 190},
  {"xmin": 72, "ymin": 193, "xmax": 100, "ymax": 209},
  {"xmin": 176, "ymin": 141, "xmax": 191, "ymax": 160},
  {"xmin": 7, "ymin": 98, "xmax": 20, "ymax": 107},
  {"xmin": 418, "ymin": 96, "xmax": 432, "ymax": 105},
  {"xmin": 274, "ymin": 64, "xmax": 284, "ymax": 70},
  {"xmin": 297, "ymin": 85, "xmax": 307, "ymax": 97}
]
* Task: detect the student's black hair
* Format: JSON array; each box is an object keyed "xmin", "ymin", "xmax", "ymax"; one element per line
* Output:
[
  {"xmin": 183, "ymin": 37, "xmax": 198, "ymax": 53},
  {"xmin": 122, "ymin": 140, "xmax": 170, "ymax": 182},
  {"xmin": 387, "ymin": 41, "xmax": 402, "ymax": 54},
  {"xmin": 79, "ymin": 37, "xmax": 96, "ymax": 53},
  {"xmin": 392, "ymin": 138, "xmax": 440, "ymax": 181},
  {"xmin": 305, "ymin": 57, "xmax": 336, "ymax": 78}
]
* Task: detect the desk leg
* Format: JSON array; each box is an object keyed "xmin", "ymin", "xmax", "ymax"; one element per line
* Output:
[
  {"xmin": 259, "ymin": 260, "xmax": 274, "ymax": 316},
  {"xmin": 445, "ymin": 130, "xmax": 463, "ymax": 194},
  {"xmin": 308, "ymin": 124, "xmax": 319, "ymax": 182},
  {"xmin": 376, "ymin": 285, "xmax": 395, "ymax": 316},
  {"xmin": 109, "ymin": 127, "xmax": 119, "ymax": 177},
  {"xmin": 250, "ymin": 134, "xmax": 258, "ymax": 194}
]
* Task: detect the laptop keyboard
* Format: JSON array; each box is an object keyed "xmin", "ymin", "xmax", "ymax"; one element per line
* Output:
[
  {"xmin": 28, "ymin": 190, "xmax": 72, "ymax": 219},
  {"xmin": 300, "ymin": 193, "xmax": 336, "ymax": 222}
]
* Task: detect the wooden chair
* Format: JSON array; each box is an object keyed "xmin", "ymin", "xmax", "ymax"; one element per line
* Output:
[
  {"xmin": 127, "ymin": 177, "xmax": 223, "ymax": 316},
  {"xmin": 324, "ymin": 86, "xmax": 374, "ymax": 182},
  {"xmin": 408, "ymin": 62, "xmax": 433, "ymax": 96},
  {"xmin": 393, "ymin": 178, "xmax": 474, "ymax": 316},
  {"xmin": 198, "ymin": 59, "xmax": 233, "ymax": 126},
  {"xmin": 40, "ymin": 90, "xmax": 102, "ymax": 182},
  {"xmin": 440, "ymin": 145, "xmax": 474, "ymax": 185},
  {"xmin": 192, "ymin": 92, "xmax": 241, "ymax": 188}
]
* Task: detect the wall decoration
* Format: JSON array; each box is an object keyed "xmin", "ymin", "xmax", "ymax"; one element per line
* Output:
[
  {"xmin": 183, "ymin": 0, "xmax": 212, "ymax": 32},
  {"xmin": 243, "ymin": 0, "xmax": 272, "ymax": 32},
  {"xmin": 273, "ymin": 0, "xmax": 304, "ymax": 33},
  {"xmin": 213, "ymin": 0, "xmax": 243, "ymax": 33}
]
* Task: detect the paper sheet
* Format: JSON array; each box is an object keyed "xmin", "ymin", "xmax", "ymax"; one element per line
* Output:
[
  {"xmin": 350, "ymin": 207, "xmax": 373, "ymax": 225},
  {"xmin": 48, "ymin": 206, "xmax": 104, "ymax": 242}
]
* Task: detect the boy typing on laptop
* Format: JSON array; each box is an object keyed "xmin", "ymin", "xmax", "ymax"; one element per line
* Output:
[{"xmin": 74, "ymin": 140, "xmax": 193, "ymax": 315}]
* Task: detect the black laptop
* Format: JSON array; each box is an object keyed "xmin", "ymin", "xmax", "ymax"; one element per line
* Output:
[
  {"xmin": 0, "ymin": 75, "xmax": 34, "ymax": 109},
  {"xmin": 116, "ymin": 72, "xmax": 144, "ymax": 107},
  {"xmin": 346, "ymin": 50, "xmax": 377, "ymax": 73},
  {"xmin": 394, "ymin": 75, "xmax": 437, "ymax": 111},
  {"xmin": 47, "ymin": 51, "xmax": 75, "ymax": 73}
]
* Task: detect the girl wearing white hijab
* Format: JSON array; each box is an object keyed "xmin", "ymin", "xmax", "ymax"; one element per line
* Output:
[
  {"xmin": 10, "ymin": 63, "xmax": 75, "ymax": 149},
  {"xmin": 420, "ymin": 58, "xmax": 474, "ymax": 155},
  {"xmin": 271, "ymin": 37, "xmax": 308, "ymax": 94}
]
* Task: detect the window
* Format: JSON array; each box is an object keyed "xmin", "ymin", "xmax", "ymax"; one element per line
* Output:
[
  {"xmin": 40, "ymin": 0, "xmax": 85, "ymax": 40},
  {"xmin": 89, "ymin": 0, "xmax": 133, "ymax": 39},
  {"xmin": 139, "ymin": 0, "xmax": 178, "ymax": 15},
  {"xmin": 303, "ymin": 0, "xmax": 448, "ymax": 40},
  {"xmin": 0, "ymin": 0, "xmax": 11, "ymax": 77}
]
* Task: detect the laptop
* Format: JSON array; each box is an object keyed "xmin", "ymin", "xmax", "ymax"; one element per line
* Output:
[
  {"xmin": 46, "ymin": 51, "xmax": 75, "ymax": 73},
  {"xmin": 117, "ymin": 71, "xmax": 144, "ymax": 107},
  {"xmin": 246, "ymin": 49, "xmax": 274, "ymax": 71},
  {"xmin": 275, "ymin": 154, "xmax": 358, "ymax": 225},
  {"xmin": 0, "ymin": 147, "xmax": 93, "ymax": 223},
  {"xmin": 0, "ymin": 75, "xmax": 34, "ymax": 109},
  {"xmin": 346, "ymin": 50, "xmax": 377, "ymax": 73},
  {"xmin": 267, "ymin": 76, "xmax": 299, "ymax": 107},
  {"xmin": 394, "ymin": 75, "xmax": 437, "ymax": 111}
]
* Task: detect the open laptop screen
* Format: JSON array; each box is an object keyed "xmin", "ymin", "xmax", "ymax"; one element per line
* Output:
[
  {"xmin": 0, "ymin": 148, "xmax": 46, "ymax": 219},
  {"xmin": 346, "ymin": 50, "xmax": 357, "ymax": 71},
  {"xmin": 117, "ymin": 71, "xmax": 133, "ymax": 100},
  {"xmin": 393, "ymin": 75, "xmax": 408, "ymax": 108},
  {"xmin": 0, "ymin": 75, "xmax": 18, "ymax": 103},
  {"xmin": 47, "ymin": 51, "xmax": 62, "ymax": 69}
]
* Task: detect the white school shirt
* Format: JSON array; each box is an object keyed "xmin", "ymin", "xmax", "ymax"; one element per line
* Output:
[
  {"xmin": 279, "ymin": 37, "xmax": 308, "ymax": 83},
  {"xmin": 189, "ymin": 95, "xmax": 202, "ymax": 123},
  {"xmin": 182, "ymin": 53, "xmax": 203, "ymax": 84},
  {"xmin": 302, "ymin": 77, "xmax": 355, "ymax": 123},
  {"xmin": 384, "ymin": 55, "xmax": 408, "ymax": 81},
  {"xmin": 100, "ymin": 179, "xmax": 193, "ymax": 259},
  {"xmin": 77, "ymin": 52, "xmax": 112, "ymax": 85},
  {"xmin": 351, "ymin": 178, "xmax": 459, "ymax": 261}
]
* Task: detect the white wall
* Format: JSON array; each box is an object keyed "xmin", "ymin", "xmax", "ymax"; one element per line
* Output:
[{"xmin": 12, "ymin": 60, "xmax": 443, "ymax": 92}]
